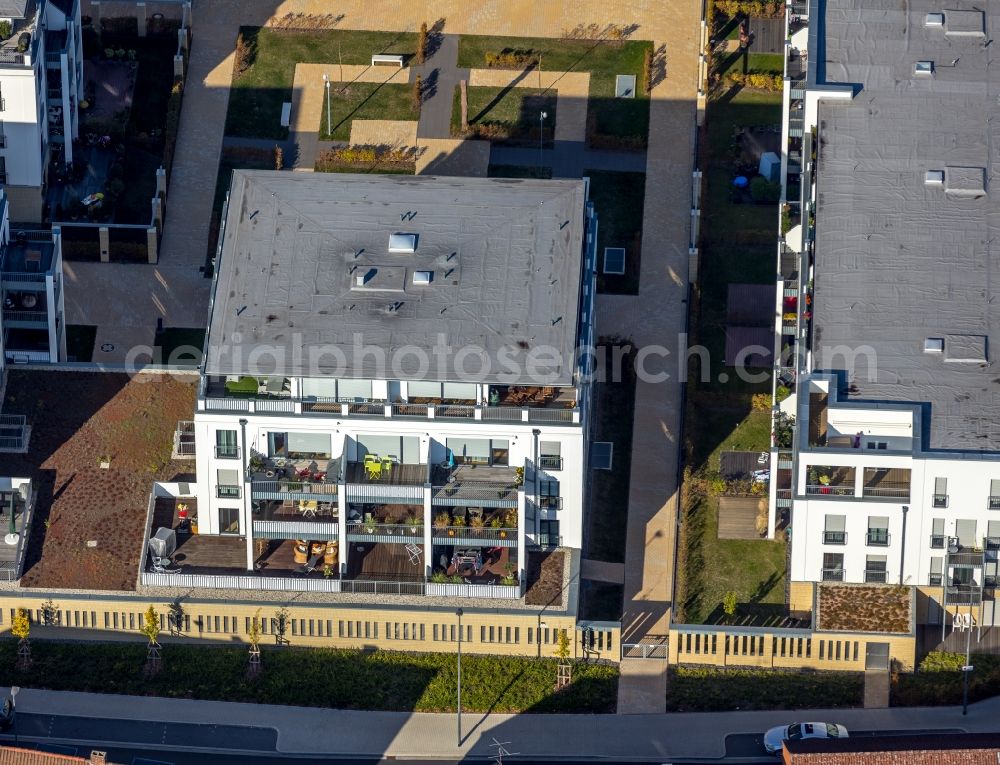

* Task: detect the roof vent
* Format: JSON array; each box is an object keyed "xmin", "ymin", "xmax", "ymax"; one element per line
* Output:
[
  {"xmin": 356, "ymin": 267, "xmax": 377, "ymax": 286},
  {"xmin": 924, "ymin": 337, "xmax": 944, "ymax": 354},
  {"xmin": 412, "ymin": 270, "xmax": 433, "ymax": 285},
  {"xmin": 925, "ymin": 12, "xmax": 944, "ymax": 26},
  {"xmin": 924, "ymin": 170, "xmax": 944, "ymax": 185},
  {"xmin": 389, "ymin": 233, "xmax": 417, "ymax": 253},
  {"xmin": 914, "ymin": 61, "xmax": 934, "ymax": 76}
]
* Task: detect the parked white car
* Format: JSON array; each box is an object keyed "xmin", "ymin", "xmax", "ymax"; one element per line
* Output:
[{"xmin": 763, "ymin": 722, "xmax": 849, "ymax": 754}]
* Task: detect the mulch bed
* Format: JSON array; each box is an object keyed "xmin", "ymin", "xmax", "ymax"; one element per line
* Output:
[
  {"xmin": 2, "ymin": 371, "xmax": 196, "ymax": 590},
  {"xmin": 524, "ymin": 550, "xmax": 565, "ymax": 606}
]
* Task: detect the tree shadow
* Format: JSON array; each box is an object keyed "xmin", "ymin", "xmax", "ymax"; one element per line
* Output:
[
  {"xmin": 426, "ymin": 18, "xmax": 446, "ymax": 58},
  {"xmin": 651, "ymin": 43, "xmax": 667, "ymax": 88},
  {"xmin": 421, "ymin": 68, "xmax": 439, "ymax": 102}
]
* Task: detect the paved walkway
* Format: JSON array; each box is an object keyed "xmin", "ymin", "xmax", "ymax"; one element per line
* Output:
[
  {"xmin": 6, "ymin": 686, "xmax": 999, "ymax": 760},
  {"xmin": 414, "ymin": 33, "xmax": 466, "ymax": 139},
  {"xmin": 581, "ymin": 558, "xmax": 625, "ymax": 584},
  {"xmin": 490, "ymin": 143, "xmax": 647, "ymax": 175}
]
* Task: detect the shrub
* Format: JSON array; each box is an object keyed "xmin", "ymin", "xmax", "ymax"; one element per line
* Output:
[
  {"xmin": 642, "ymin": 46, "xmax": 653, "ymax": 94},
  {"xmin": 484, "ymin": 48, "xmax": 538, "ymax": 69},
  {"xmin": 274, "ymin": 144, "xmax": 283, "ymax": 170},
  {"xmin": 417, "ymin": 22, "xmax": 428, "ymax": 64},
  {"xmin": 0, "ymin": 21, "xmax": 11, "ymax": 40},
  {"xmin": 667, "ymin": 666, "xmax": 863, "ymax": 711},
  {"xmin": 411, "ymin": 74, "xmax": 422, "ymax": 110},
  {"xmin": 233, "ymin": 31, "xmax": 256, "ymax": 77},
  {"xmin": 727, "ymin": 71, "xmax": 783, "ymax": 92},
  {"xmin": 722, "ymin": 591, "xmax": 739, "ymax": 617},
  {"xmin": 750, "ymin": 175, "xmax": 781, "ymax": 203},
  {"xmin": 714, "ymin": 0, "xmax": 783, "ymax": 19},
  {"xmin": 751, "ymin": 392, "xmax": 772, "ymax": 411},
  {"xmin": 775, "ymin": 385, "xmax": 791, "ymax": 403}
]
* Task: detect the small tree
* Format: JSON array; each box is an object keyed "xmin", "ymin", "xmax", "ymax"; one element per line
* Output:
[
  {"xmin": 41, "ymin": 598, "xmax": 58, "ymax": 626},
  {"xmin": 274, "ymin": 607, "xmax": 290, "ymax": 646},
  {"xmin": 555, "ymin": 629, "xmax": 572, "ymax": 688},
  {"xmin": 142, "ymin": 605, "xmax": 162, "ymax": 672},
  {"xmin": 11, "ymin": 608, "xmax": 30, "ymax": 670},
  {"xmin": 722, "ymin": 591, "xmax": 740, "ymax": 620},
  {"xmin": 411, "ymin": 74, "xmax": 422, "ymax": 109},
  {"xmin": 417, "ymin": 22, "xmax": 428, "ymax": 64},
  {"xmin": 274, "ymin": 144, "xmax": 284, "ymax": 170},
  {"xmin": 248, "ymin": 608, "xmax": 263, "ymax": 677}
]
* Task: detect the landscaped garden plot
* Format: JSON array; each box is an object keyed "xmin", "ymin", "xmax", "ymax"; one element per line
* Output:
[
  {"xmin": 586, "ymin": 170, "xmax": 645, "ymax": 295},
  {"xmin": 666, "ymin": 666, "xmax": 863, "ymax": 711},
  {"xmin": 320, "ymin": 82, "xmax": 420, "ymax": 141},
  {"xmin": 451, "ymin": 85, "xmax": 556, "ymax": 146},
  {"xmin": 817, "ymin": 584, "xmax": 911, "ymax": 634},
  {"xmin": 0, "ymin": 642, "xmax": 618, "ymax": 713},
  {"xmin": 226, "ymin": 27, "xmax": 418, "ymax": 139},
  {"xmin": 457, "ymin": 34, "xmax": 652, "ymax": 148},
  {"xmin": 1, "ymin": 370, "xmax": 196, "ymax": 590}
]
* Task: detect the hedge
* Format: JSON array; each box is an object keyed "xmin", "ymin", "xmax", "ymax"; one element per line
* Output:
[
  {"xmin": 666, "ymin": 666, "xmax": 863, "ymax": 711},
  {"xmin": 714, "ymin": 0, "xmax": 784, "ymax": 19},
  {"xmin": 893, "ymin": 652, "xmax": 1000, "ymax": 707},
  {"xmin": 727, "ymin": 71, "xmax": 783, "ymax": 91}
]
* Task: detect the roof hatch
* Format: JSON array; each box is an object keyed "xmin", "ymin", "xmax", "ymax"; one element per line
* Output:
[{"xmin": 388, "ymin": 233, "xmax": 417, "ymax": 253}]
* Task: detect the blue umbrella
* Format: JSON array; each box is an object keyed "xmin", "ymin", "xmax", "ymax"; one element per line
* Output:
[{"xmin": 733, "ymin": 175, "xmax": 749, "ymax": 188}]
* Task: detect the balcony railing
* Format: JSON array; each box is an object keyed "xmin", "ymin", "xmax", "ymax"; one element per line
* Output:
[
  {"xmin": 862, "ymin": 485, "xmax": 910, "ymax": 500},
  {"xmin": 947, "ymin": 587, "xmax": 983, "ymax": 605},
  {"xmin": 864, "ymin": 569, "xmax": 888, "ymax": 584},
  {"xmin": 866, "ymin": 530, "xmax": 890, "ymax": 547},
  {"xmin": 806, "ymin": 484, "xmax": 854, "ymax": 496},
  {"xmin": 431, "ymin": 526, "xmax": 517, "ymax": 541},
  {"xmin": 347, "ymin": 522, "xmax": 425, "ymax": 538},
  {"xmin": 822, "ymin": 530, "xmax": 847, "ymax": 545},
  {"xmin": 821, "ymin": 568, "xmax": 845, "ymax": 582},
  {"xmin": 929, "ymin": 573, "xmax": 943, "ymax": 587},
  {"xmin": 539, "ymin": 496, "xmax": 563, "ymax": 510},
  {"xmin": 216, "ymin": 485, "xmax": 241, "ymax": 499},
  {"xmin": 0, "ymin": 309, "xmax": 46, "ymax": 324},
  {"xmin": 250, "ymin": 479, "xmax": 338, "ymax": 497},
  {"xmin": 985, "ymin": 536, "xmax": 1000, "ymax": 550},
  {"xmin": 989, "ymin": 496, "xmax": 1000, "ymax": 510},
  {"xmin": 932, "ymin": 494, "xmax": 949, "ymax": 508},
  {"xmin": 539, "ymin": 455, "xmax": 563, "ymax": 470},
  {"xmin": 215, "ymin": 445, "xmax": 240, "ymax": 459},
  {"xmin": 930, "ymin": 534, "xmax": 946, "ymax": 549}
]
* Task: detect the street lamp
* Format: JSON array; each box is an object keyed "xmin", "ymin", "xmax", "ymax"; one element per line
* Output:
[
  {"xmin": 456, "ymin": 608, "xmax": 463, "ymax": 746},
  {"xmin": 537, "ymin": 618, "xmax": 548, "ymax": 658},
  {"xmin": 323, "ymin": 73, "xmax": 331, "ymax": 137},
  {"xmin": 962, "ymin": 584, "xmax": 974, "ymax": 716},
  {"xmin": 538, "ymin": 111, "xmax": 548, "ymax": 175},
  {"xmin": 10, "ymin": 686, "xmax": 19, "ymax": 747}
]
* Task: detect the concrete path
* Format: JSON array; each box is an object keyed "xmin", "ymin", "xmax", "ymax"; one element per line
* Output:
[
  {"xmin": 489, "ymin": 143, "xmax": 647, "ymax": 175},
  {"xmin": 6, "ymin": 686, "xmax": 999, "ymax": 760},
  {"xmin": 414, "ymin": 34, "xmax": 465, "ymax": 139},
  {"xmin": 581, "ymin": 558, "xmax": 625, "ymax": 584}
]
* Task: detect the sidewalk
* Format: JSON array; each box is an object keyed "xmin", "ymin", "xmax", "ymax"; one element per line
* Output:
[{"xmin": 6, "ymin": 686, "xmax": 998, "ymax": 760}]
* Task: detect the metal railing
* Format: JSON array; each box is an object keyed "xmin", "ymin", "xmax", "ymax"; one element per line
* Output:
[
  {"xmin": 866, "ymin": 530, "xmax": 890, "ymax": 547},
  {"xmin": 930, "ymin": 534, "xmax": 946, "ymax": 549},
  {"xmin": 621, "ymin": 639, "xmax": 668, "ymax": 660},
  {"xmin": 533, "ymin": 533, "xmax": 562, "ymax": 548},
  {"xmin": 214, "ymin": 445, "xmax": 240, "ymax": 459},
  {"xmin": 216, "ymin": 485, "xmax": 241, "ymax": 499},
  {"xmin": 822, "ymin": 530, "xmax": 847, "ymax": 545},
  {"xmin": 805, "ymin": 484, "xmax": 854, "ymax": 496},
  {"xmin": 821, "ymin": 568, "xmax": 845, "ymax": 582},
  {"xmin": 864, "ymin": 569, "xmax": 888, "ymax": 584},
  {"xmin": 989, "ymin": 496, "xmax": 1000, "ymax": 510},
  {"xmin": 932, "ymin": 494, "xmax": 949, "ymax": 508},
  {"xmin": 431, "ymin": 525, "xmax": 517, "ymax": 540},
  {"xmin": 928, "ymin": 574, "xmax": 943, "ymax": 586},
  {"xmin": 539, "ymin": 455, "xmax": 563, "ymax": 470},
  {"xmin": 539, "ymin": 496, "xmax": 563, "ymax": 510},
  {"xmin": 347, "ymin": 522, "xmax": 425, "ymax": 537},
  {"xmin": 251, "ymin": 479, "xmax": 338, "ymax": 496},
  {"xmin": 1, "ymin": 309, "xmax": 46, "ymax": 324},
  {"xmin": 862, "ymin": 485, "xmax": 910, "ymax": 500},
  {"xmin": 435, "ymin": 404, "xmax": 476, "ymax": 419},
  {"xmin": 985, "ymin": 536, "xmax": 1000, "ymax": 550}
]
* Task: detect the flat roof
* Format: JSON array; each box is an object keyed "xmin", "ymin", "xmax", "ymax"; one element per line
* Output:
[
  {"xmin": 207, "ymin": 172, "xmax": 588, "ymax": 386},
  {"xmin": 811, "ymin": 0, "xmax": 1000, "ymax": 450}
]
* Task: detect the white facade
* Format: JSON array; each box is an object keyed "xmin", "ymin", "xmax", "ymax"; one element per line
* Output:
[{"xmin": 0, "ymin": 0, "xmax": 83, "ymax": 221}]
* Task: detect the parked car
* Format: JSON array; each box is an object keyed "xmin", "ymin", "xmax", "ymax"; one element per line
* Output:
[
  {"xmin": 0, "ymin": 697, "xmax": 14, "ymax": 731},
  {"xmin": 763, "ymin": 722, "xmax": 848, "ymax": 754}
]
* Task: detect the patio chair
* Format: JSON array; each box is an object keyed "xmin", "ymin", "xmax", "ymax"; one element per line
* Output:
[
  {"xmin": 405, "ymin": 542, "xmax": 421, "ymax": 565},
  {"xmin": 365, "ymin": 459, "xmax": 382, "ymax": 480},
  {"xmin": 295, "ymin": 553, "xmax": 321, "ymax": 575}
]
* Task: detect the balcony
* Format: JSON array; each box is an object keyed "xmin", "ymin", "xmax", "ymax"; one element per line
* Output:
[
  {"xmin": 930, "ymin": 534, "xmax": 946, "ymax": 549},
  {"xmin": 864, "ymin": 569, "xmax": 888, "ymax": 584},
  {"xmin": 216, "ymin": 485, "xmax": 241, "ymax": 499},
  {"xmin": 431, "ymin": 507, "xmax": 517, "ymax": 546},
  {"xmin": 946, "ymin": 539, "xmax": 984, "ymax": 567},
  {"xmin": 347, "ymin": 521, "xmax": 426, "ymax": 541},
  {"xmin": 172, "ymin": 420, "xmax": 195, "ymax": 459},
  {"xmin": 215, "ymin": 444, "xmax": 240, "ymax": 459},
  {"xmin": 866, "ymin": 530, "xmax": 890, "ymax": 547},
  {"xmin": 431, "ymin": 464, "xmax": 520, "ymax": 508},
  {"xmin": 946, "ymin": 586, "xmax": 983, "ymax": 605},
  {"xmin": 253, "ymin": 498, "xmax": 337, "ymax": 525},
  {"xmin": 821, "ymin": 568, "xmax": 845, "ymax": 582},
  {"xmin": 862, "ymin": 467, "xmax": 910, "ymax": 501},
  {"xmin": 805, "ymin": 465, "xmax": 855, "ymax": 496},
  {"xmin": 989, "ymin": 496, "xmax": 1000, "ymax": 510},
  {"xmin": 985, "ymin": 536, "xmax": 1000, "ymax": 551},
  {"xmin": 929, "ymin": 573, "xmax": 943, "ymax": 587},
  {"xmin": 822, "ymin": 530, "xmax": 847, "ymax": 545},
  {"xmin": 539, "ymin": 455, "xmax": 563, "ymax": 470}
]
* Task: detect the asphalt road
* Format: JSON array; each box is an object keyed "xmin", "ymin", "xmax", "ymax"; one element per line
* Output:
[{"xmin": 724, "ymin": 728, "xmax": 967, "ymax": 758}]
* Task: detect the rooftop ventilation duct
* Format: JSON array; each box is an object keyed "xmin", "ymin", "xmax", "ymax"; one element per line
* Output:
[
  {"xmin": 924, "ymin": 337, "xmax": 944, "ymax": 353},
  {"xmin": 924, "ymin": 170, "xmax": 944, "ymax": 185},
  {"xmin": 925, "ymin": 12, "xmax": 944, "ymax": 26},
  {"xmin": 356, "ymin": 267, "xmax": 377, "ymax": 286},
  {"xmin": 412, "ymin": 270, "xmax": 433, "ymax": 285},
  {"xmin": 389, "ymin": 233, "xmax": 417, "ymax": 253},
  {"xmin": 914, "ymin": 61, "xmax": 934, "ymax": 76}
]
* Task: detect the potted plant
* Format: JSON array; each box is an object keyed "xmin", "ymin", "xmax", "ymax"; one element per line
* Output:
[
  {"xmin": 364, "ymin": 514, "xmax": 376, "ymax": 534},
  {"xmin": 449, "ymin": 574, "xmax": 463, "ymax": 584},
  {"xmin": 431, "ymin": 571, "xmax": 448, "ymax": 583},
  {"xmin": 452, "ymin": 515, "xmax": 466, "ymax": 528},
  {"xmin": 501, "ymin": 574, "xmax": 516, "ymax": 586},
  {"xmin": 408, "ymin": 514, "xmax": 423, "ymax": 535},
  {"xmin": 190, "ymin": 516, "xmax": 199, "ymax": 534},
  {"xmin": 514, "ymin": 466, "xmax": 524, "ymax": 487},
  {"xmin": 248, "ymin": 455, "xmax": 264, "ymax": 473},
  {"xmin": 470, "ymin": 515, "xmax": 485, "ymax": 534},
  {"xmin": 434, "ymin": 512, "xmax": 449, "ymax": 529}
]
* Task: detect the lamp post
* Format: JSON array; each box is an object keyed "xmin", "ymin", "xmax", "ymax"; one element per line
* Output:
[
  {"xmin": 537, "ymin": 618, "xmax": 548, "ymax": 658},
  {"xmin": 10, "ymin": 686, "xmax": 19, "ymax": 747},
  {"xmin": 456, "ymin": 608, "xmax": 463, "ymax": 746},
  {"xmin": 962, "ymin": 584, "xmax": 974, "ymax": 715},
  {"xmin": 538, "ymin": 111, "xmax": 548, "ymax": 175},
  {"xmin": 323, "ymin": 73, "xmax": 331, "ymax": 137}
]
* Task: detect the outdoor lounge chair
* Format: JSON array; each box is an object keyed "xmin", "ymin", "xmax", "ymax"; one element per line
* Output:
[{"xmin": 295, "ymin": 553, "xmax": 321, "ymax": 575}]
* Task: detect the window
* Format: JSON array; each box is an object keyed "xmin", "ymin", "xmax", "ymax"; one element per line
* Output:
[
  {"xmin": 933, "ymin": 477, "xmax": 948, "ymax": 508},
  {"xmin": 929, "ymin": 556, "xmax": 943, "ymax": 586},
  {"xmin": 215, "ymin": 429, "xmax": 239, "ymax": 459},
  {"xmin": 0, "ymin": 156, "xmax": 7, "ymax": 184},
  {"xmin": 539, "ymin": 519, "xmax": 560, "ymax": 546},
  {"xmin": 540, "ymin": 441, "xmax": 562, "ymax": 470},
  {"xmin": 865, "ymin": 555, "xmax": 888, "ymax": 583},
  {"xmin": 865, "ymin": 441, "xmax": 888, "ymax": 450},
  {"xmin": 590, "ymin": 441, "xmax": 613, "ymax": 470},
  {"xmin": 822, "ymin": 552, "xmax": 844, "ymax": 581},
  {"xmin": 490, "ymin": 439, "xmax": 509, "ymax": 466},
  {"xmin": 866, "ymin": 516, "xmax": 889, "ymax": 546},
  {"xmin": 539, "ymin": 478, "xmax": 561, "ymax": 509},
  {"xmin": 218, "ymin": 507, "xmax": 240, "ymax": 534},
  {"xmin": 988, "ymin": 521, "xmax": 1000, "ymax": 549},
  {"xmin": 269, "ymin": 432, "xmax": 331, "ymax": 459},
  {"xmin": 931, "ymin": 518, "xmax": 945, "ymax": 548},
  {"xmin": 446, "ymin": 438, "xmax": 508, "ymax": 466},
  {"xmin": 955, "ymin": 519, "xmax": 977, "ymax": 547},
  {"xmin": 216, "ymin": 468, "xmax": 241, "ymax": 498},
  {"xmin": 823, "ymin": 515, "xmax": 846, "ymax": 545},
  {"xmin": 990, "ymin": 479, "xmax": 1000, "ymax": 509}
]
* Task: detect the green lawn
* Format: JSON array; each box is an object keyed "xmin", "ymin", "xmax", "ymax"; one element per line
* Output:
[
  {"xmin": 586, "ymin": 169, "xmax": 645, "ymax": 295},
  {"xmin": 674, "ymin": 89, "xmax": 786, "ymax": 626},
  {"xmin": 457, "ymin": 35, "xmax": 652, "ymax": 146},
  {"xmin": 585, "ymin": 343, "xmax": 636, "ymax": 564},
  {"xmin": 748, "ymin": 52, "xmax": 785, "ymax": 72},
  {"xmin": 0, "ymin": 642, "xmax": 618, "ymax": 713},
  {"xmin": 65, "ymin": 325, "xmax": 97, "ymax": 362},
  {"xmin": 452, "ymin": 85, "xmax": 556, "ymax": 145},
  {"xmin": 667, "ymin": 667, "xmax": 863, "ymax": 711},
  {"xmin": 320, "ymin": 82, "xmax": 420, "ymax": 141},
  {"xmin": 226, "ymin": 27, "xmax": 418, "ymax": 139}
]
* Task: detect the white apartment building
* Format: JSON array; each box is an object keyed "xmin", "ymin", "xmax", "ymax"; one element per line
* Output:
[
  {"xmin": 768, "ymin": 0, "xmax": 1000, "ymax": 630},
  {"xmin": 0, "ymin": 188, "xmax": 65, "ymax": 363},
  {"xmin": 0, "ymin": 0, "xmax": 83, "ymax": 222},
  {"xmin": 163, "ymin": 171, "xmax": 597, "ymax": 600}
]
